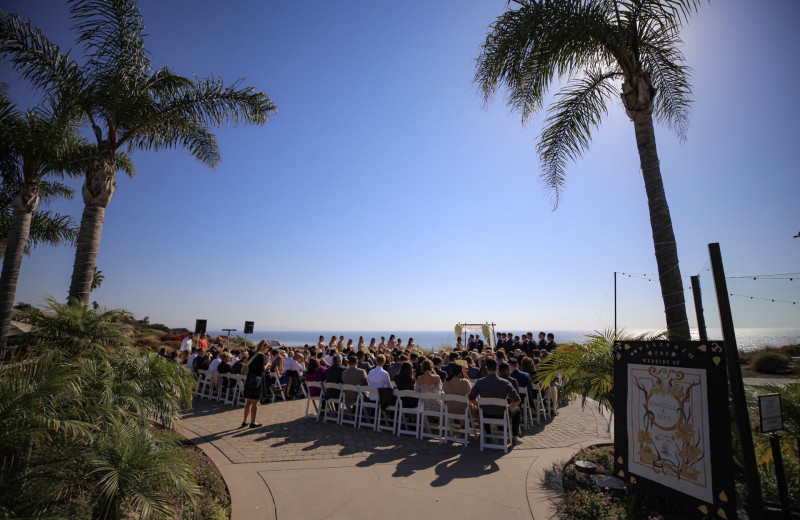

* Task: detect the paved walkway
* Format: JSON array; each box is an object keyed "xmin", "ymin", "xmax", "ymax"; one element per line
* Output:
[{"xmin": 180, "ymin": 397, "xmax": 612, "ymax": 520}]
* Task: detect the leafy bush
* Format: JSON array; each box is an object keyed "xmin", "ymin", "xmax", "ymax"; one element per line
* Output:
[
  {"xmin": 559, "ymin": 489, "xmax": 626, "ymax": 520},
  {"xmin": 779, "ymin": 344, "xmax": 800, "ymax": 357},
  {"xmin": 750, "ymin": 351, "xmax": 792, "ymax": 374},
  {"xmin": 758, "ymin": 451, "xmax": 800, "ymax": 507}
]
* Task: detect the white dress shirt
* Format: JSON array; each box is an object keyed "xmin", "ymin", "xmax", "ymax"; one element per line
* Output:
[{"xmin": 367, "ymin": 365, "xmax": 392, "ymax": 401}]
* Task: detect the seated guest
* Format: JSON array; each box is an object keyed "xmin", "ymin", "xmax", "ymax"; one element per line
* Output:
[
  {"xmin": 443, "ymin": 351, "xmax": 460, "ymax": 377},
  {"xmin": 466, "ymin": 356, "xmax": 481, "ymax": 380},
  {"xmin": 415, "ymin": 359, "xmax": 443, "ymax": 412},
  {"xmin": 367, "ymin": 354, "xmax": 393, "ymax": 405},
  {"xmin": 394, "ymin": 361, "xmax": 418, "ymax": 408},
  {"xmin": 432, "ymin": 356, "xmax": 448, "ymax": 381},
  {"xmin": 498, "ymin": 362, "xmax": 522, "ymax": 409},
  {"xmin": 323, "ymin": 354, "xmax": 345, "ymax": 400},
  {"xmin": 305, "ymin": 357, "xmax": 326, "ymax": 397},
  {"xmin": 468, "ymin": 358, "xmax": 522, "ymax": 445},
  {"xmin": 508, "ymin": 358, "xmax": 531, "ymax": 394},
  {"xmin": 169, "ymin": 350, "xmax": 180, "ymax": 363},
  {"xmin": 284, "ymin": 352, "xmax": 305, "ymax": 398},
  {"xmin": 356, "ymin": 350, "xmax": 373, "ymax": 373},
  {"xmin": 341, "ymin": 354, "xmax": 368, "ymax": 406},
  {"xmin": 443, "ymin": 364, "xmax": 472, "ymax": 416},
  {"xmin": 387, "ymin": 354, "xmax": 407, "ymax": 381},
  {"xmin": 187, "ymin": 347, "xmax": 199, "ymax": 371}
]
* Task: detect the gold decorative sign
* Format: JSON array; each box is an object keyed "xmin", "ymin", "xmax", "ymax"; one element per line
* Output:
[
  {"xmin": 614, "ymin": 341, "xmax": 735, "ymax": 519},
  {"xmin": 628, "ymin": 364, "xmax": 711, "ymax": 502}
]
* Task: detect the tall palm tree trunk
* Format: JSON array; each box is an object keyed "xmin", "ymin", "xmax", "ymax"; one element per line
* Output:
[
  {"xmin": 631, "ymin": 109, "xmax": 691, "ymax": 340},
  {"xmin": 68, "ymin": 161, "xmax": 115, "ymax": 304},
  {"xmin": 0, "ymin": 184, "xmax": 38, "ymax": 342}
]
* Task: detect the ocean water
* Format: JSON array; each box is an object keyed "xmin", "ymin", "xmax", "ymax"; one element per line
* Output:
[{"xmin": 205, "ymin": 327, "xmax": 800, "ymax": 352}]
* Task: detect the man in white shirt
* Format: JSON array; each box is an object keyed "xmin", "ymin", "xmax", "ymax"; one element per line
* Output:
[
  {"xmin": 367, "ymin": 354, "xmax": 392, "ymax": 402},
  {"xmin": 180, "ymin": 334, "xmax": 193, "ymax": 354},
  {"xmin": 284, "ymin": 352, "xmax": 305, "ymax": 398}
]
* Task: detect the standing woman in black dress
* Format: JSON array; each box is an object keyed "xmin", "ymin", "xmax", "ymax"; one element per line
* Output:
[{"xmin": 242, "ymin": 340, "xmax": 271, "ymax": 428}]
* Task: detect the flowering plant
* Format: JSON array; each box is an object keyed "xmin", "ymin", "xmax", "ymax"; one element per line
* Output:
[{"xmin": 455, "ymin": 323, "xmax": 463, "ymax": 340}]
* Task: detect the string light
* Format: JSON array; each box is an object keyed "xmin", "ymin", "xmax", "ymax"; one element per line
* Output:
[
  {"xmin": 726, "ymin": 273, "xmax": 798, "ymax": 281},
  {"xmin": 728, "ymin": 293, "xmax": 797, "ymax": 306}
]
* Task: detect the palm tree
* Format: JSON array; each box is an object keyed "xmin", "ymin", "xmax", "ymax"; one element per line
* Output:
[
  {"xmin": 476, "ymin": 0, "xmax": 701, "ymax": 340},
  {"xmin": 0, "ymin": 59, "xmax": 88, "ymax": 342},
  {"xmin": 0, "ymin": 179, "xmax": 78, "ymax": 256},
  {"xmin": 90, "ymin": 266, "xmax": 104, "ymax": 291},
  {"xmin": 0, "ymin": 1, "xmax": 276, "ymax": 305},
  {"xmin": 61, "ymin": 0, "xmax": 276, "ymax": 304},
  {"xmin": 535, "ymin": 327, "xmax": 664, "ymax": 418}
]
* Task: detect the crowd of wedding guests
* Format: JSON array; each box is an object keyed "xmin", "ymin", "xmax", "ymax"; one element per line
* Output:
[{"xmin": 165, "ymin": 332, "xmax": 563, "ymax": 437}]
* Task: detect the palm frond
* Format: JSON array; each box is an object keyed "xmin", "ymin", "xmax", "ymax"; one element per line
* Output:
[
  {"xmin": 0, "ymin": 10, "xmax": 85, "ymax": 100},
  {"xmin": 129, "ymin": 119, "xmax": 221, "ymax": 167},
  {"xmin": 538, "ymin": 68, "xmax": 620, "ymax": 207},
  {"xmin": 476, "ymin": 0, "xmax": 614, "ymax": 122},
  {"xmin": 638, "ymin": 30, "xmax": 692, "ymax": 140},
  {"xmin": 68, "ymin": 0, "xmax": 150, "ymax": 81},
  {"xmin": 17, "ymin": 297, "xmax": 133, "ymax": 358}
]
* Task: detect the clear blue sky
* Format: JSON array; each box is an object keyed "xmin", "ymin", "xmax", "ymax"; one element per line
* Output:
[{"xmin": 2, "ymin": 0, "xmax": 799, "ymax": 332}]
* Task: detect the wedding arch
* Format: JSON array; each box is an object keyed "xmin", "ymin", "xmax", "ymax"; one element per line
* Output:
[{"xmin": 454, "ymin": 322, "xmax": 496, "ymax": 349}]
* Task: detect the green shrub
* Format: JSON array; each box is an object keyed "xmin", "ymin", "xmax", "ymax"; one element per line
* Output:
[
  {"xmin": 759, "ymin": 453, "xmax": 800, "ymax": 507},
  {"xmin": 559, "ymin": 489, "xmax": 626, "ymax": 520},
  {"xmin": 751, "ymin": 351, "xmax": 792, "ymax": 374}
]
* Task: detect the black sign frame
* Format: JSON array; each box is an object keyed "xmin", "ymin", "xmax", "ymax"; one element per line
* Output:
[
  {"xmin": 194, "ymin": 319, "xmax": 207, "ymax": 335},
  {"xmin": 244, "ymin": 321, "xmax": 254, "ymax": 335},
  {"xmin": 614, "ymin": 340, "xmax": 735, "ymax": 519}
]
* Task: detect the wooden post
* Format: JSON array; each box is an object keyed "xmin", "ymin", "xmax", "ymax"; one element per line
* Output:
[
  {"xmin": 690, "ymin": 275, "xmax": 707, "ymax": 341},
  {"xmin": 614, "ymin": 272, "xmax": 617, "ymax": 332},
  {"xmin": 769, "ymin": 434, "xmax": 791, "ymax": 520},
  {"xmin": 709, "ymin": 242, "xmax": 763, "ymax": 518}
]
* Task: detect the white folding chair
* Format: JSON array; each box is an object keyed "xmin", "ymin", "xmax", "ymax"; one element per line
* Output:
[
  {"xmin": 234, "ymin": 375, "xmax": 247, "ymax": 406},
  {"xmin": 518, "ymin": 388, "xmax": 531, "ymax": 429},
  {"xmin": 356, "ymin": 386, "xmax": 380, "ymax": 430},
  {"xmin": 193, "ymin": 370, "xmax": 210, "ymax": 397},
  {"xmin": 338, "ymin": 384, "xmax": 360, "ymax": 427},
  {"xmin": 443, "ymin": 394, "xmax": 473, "ymax": 446},
  {"xmin": 477, "ymin": 397, "xmax": 511, "ymax": 453},
  {"xmin": 272, "ymin": 374, "xmax": 287, "ymax": 402},
  {"xmin": 418, "ymin": 392, "xmax": 444, "ymax": 442},
  {"xmin": 377, "ymin": 389, "xmax": 398, "ymax": 433},
  {"xmin": 530, "ymin": 383, "xmax": 548, "ymax": 423},
  {"xmin": 198, "ymin": 370, "xmax": 214, "ymax": 399},
  {"xmin": 395, "ymin": 390, "xmax": 422, "ymax": 438},
  {"xmin": 220, "ymin": 374, "xmax": 237, "ymax": 405},
  {"xmin": 305, "ymin": 381, "xmax": 323, "ymax": 420},
  {"xmin": 322, "ymin": 383, "xmax": 342, "ymax": 424}
]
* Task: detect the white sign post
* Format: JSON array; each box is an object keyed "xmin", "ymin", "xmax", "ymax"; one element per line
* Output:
[{"xmin": 758, "ymin": 393, "xmax": 783, "ymax": 433}]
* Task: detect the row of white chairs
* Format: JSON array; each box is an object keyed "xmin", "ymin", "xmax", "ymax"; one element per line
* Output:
[
  {"xmin": 193, "ymin": 370, "xmax": 305, "ymax": 406},
  {"xmin": 306, "ymin": 382, "xmax": 523, "ymax": 452}
]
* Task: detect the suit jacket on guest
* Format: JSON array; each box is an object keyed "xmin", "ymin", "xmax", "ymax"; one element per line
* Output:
[
  {"xmin": 468, "ymin": 374, "xmax": 520, "ymax": 417},
  {"xmin": 341, "ymin": 366, "xmax": 368, "ymax": 405},
  {"xmin": 323, "ymin": 364, "xmax": 345, "ymax": 399}
]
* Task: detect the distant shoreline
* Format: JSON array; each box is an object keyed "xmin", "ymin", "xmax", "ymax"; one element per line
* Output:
[{"xmin": 195, "ymin": 327, "xmax": 800, "ymax": 352}]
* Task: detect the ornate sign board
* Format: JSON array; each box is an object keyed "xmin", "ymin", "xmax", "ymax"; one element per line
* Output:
[
  {"xmin": 758, "ymin": 393, "xmax": 783, "ymax": 433},
  {"xmin": 614, "ymin": 341, "xmax": 735, "ymax": 519}
]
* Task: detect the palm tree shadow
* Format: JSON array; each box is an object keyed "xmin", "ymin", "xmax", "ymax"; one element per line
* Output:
[{"xmin": 430, "ymin": 451, "xmax": 502, "ymax": 487}]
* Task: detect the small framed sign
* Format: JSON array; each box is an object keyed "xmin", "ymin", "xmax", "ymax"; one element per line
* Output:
[{"xmin": 758, "ymin": 393, "xmax": 783, "ymax": 433}]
